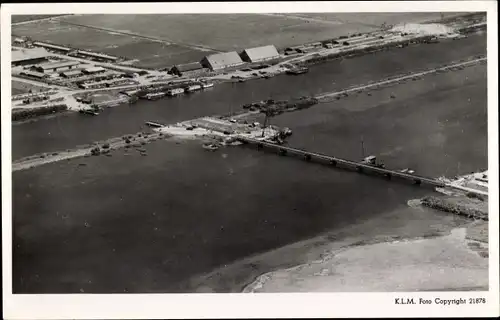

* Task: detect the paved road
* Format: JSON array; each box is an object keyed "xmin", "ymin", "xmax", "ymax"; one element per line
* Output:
[{"xmin": 316, "ymin": 56, "xmax": 487, "ymax": 100}]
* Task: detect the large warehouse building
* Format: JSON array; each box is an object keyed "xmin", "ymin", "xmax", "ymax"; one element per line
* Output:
[
  {"xmin": 170, "ymin": 62, "xmax": 208, "ymax": 76},
  {"xmin": 201, "ymin": 51, "xmax": 244, "ymax": 71},
  {"xmin": 240, "ymin": 45, "xmax": 280, "ymax": 63},
  {"xmin": 33, "ymin": 60, "xmax": 80, "ymax": 73},
  {"xmin": 12, "ymin": 48, "xmax": 49, "ymax": 66}
]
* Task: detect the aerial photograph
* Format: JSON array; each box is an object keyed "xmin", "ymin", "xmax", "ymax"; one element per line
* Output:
[{"xmin": 10, "ymin": 11, "xmax": 488, "ymax": 294}]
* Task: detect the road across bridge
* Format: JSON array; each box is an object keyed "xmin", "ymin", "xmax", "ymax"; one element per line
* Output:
[{"xmin": 236, "ymin": 136, "xmax": 446, "ymax": 188}]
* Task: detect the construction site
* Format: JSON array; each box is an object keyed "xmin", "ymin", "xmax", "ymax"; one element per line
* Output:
[{"xmin": 9, "ymin": 11, "xmax": 491, "ymax": 297}]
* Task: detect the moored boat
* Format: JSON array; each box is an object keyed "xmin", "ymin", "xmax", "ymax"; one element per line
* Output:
[{"xmin": 167, "ymin": 88, "xmax": 185, "ymax": 96}]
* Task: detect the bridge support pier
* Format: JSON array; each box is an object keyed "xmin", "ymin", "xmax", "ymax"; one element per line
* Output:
[
  {"xmin": 330, "ymin": 159, "xmax": 337, "ymax": 166},
  {"xmin": 385, "ymin": 173, "xmax": 391, "ymax": 180},
  {"xmin": 304, "ymin": 154, "xmax": 312, "ymax": 161},
  {"xmin": 279, "ymin": 149, "xmax": 287, "ymax": 156},
  {"xmin": 414, "ymin": 179, "xmax": 421, "ymax": 185},
  {"xmin": 356, "ymin": 165, "xmax": 363, "ymax": 173}
]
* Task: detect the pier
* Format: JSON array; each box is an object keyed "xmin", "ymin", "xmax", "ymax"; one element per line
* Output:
[{"xmin": 236, "ymin": 136, "xmax": 446, "ymax": 188}]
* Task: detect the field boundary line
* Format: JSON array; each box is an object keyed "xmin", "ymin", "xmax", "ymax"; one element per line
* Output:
[{"xmin": 56, "ymin": 19, "xmax": 224, "ymax": 54}]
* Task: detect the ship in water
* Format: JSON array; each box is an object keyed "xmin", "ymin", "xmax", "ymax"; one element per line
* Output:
[
  {"xmin": 79, "ymin": 108, "xmax": 99, "ymax": 116},
  {"xmin": 202, "ymin": 143, "xmax": 220, "ymax": 151},
  {"xmin": 167, "ymin": 88, "xmax": 185, "ymax": 96},
  {"xmin": 184, "ymin": 84, "xmax": 202, "ymax": 93},
  {"xmin": 286, "ymin": 67, "xmax": 309, "ymax": 75},
  {"xmin": 145, "ymin": 121, "xmax": 165, "ymax": 128},
  {"xmin": 201, "ymin": 82, "xmax": 214, "ymax": 89},
  {"xmin": 145, "ymin": 92, "xmax": 166, "ymax": 100}
]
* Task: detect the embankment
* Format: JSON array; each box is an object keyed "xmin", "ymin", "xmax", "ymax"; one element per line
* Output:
[
  {"xmin": 12, "ymin": 104, "xmax": 68, "ymax": 122},
  {"xmin": 421, "ymin": 195, "xmax": 488, "ymax": 220}
]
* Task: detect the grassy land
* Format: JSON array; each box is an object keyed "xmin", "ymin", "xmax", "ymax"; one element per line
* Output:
[
  {"xmin": 11, "ymin": 15, "xmax": 71, "ymax": 24},
  {"xmin": 12, "ymin": 19, "xmax": 209, "ymax": 68},
  {"xmin": 11, "ymin": 80, "xmax": 50, "ymax": 95},
  {"xmin": 58, "ymin": 13, "xmax": 466, "ymax": 51}
]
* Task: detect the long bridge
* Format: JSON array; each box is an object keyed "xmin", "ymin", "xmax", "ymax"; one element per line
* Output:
[{"xmin": 236, "ymin": 136, "xmax": 446, "ymax": 188}]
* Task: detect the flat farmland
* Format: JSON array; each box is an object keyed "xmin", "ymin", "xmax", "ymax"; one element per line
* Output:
[
  {"xmin": 56, "ymin": 13, "xmax": 424, "ymax": 51},
  {"xmin": 12, "ymin": 19, "xmax": 212, "ymax": 68},
  {"xmin": 288, "ymin": 12, "xmax": 465, "ymax": 26},
  {"xmin": 11, "ymin": 15, "xmax": 71, "ymax": 24}
]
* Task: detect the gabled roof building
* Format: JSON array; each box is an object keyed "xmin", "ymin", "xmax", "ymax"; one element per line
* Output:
[
  {"xmin": 240, "ymin": 45, "xmax": 280, "ymax": 63},
  {"xmin": 201, "ymin": 52, "xmax": 244, "ymax": 70}
]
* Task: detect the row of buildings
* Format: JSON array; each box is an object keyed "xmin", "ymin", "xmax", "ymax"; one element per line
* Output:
[{"xmin": 170, "ymin": 44, "xmax": 281, "ymax": 76}]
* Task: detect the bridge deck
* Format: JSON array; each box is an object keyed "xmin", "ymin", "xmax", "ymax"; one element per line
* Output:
[{"xmin": 237, "ymin": 136, "xmax": 445, "ymax": 188}]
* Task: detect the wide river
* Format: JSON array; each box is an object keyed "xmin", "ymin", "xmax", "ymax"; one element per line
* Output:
[
  {"xmin": 13, "ymin": 34, "xmax": 486, "ymax": 159},
  {"xmin": 12, "ymin": 34, "xmax": 487, "ymax": 293}
]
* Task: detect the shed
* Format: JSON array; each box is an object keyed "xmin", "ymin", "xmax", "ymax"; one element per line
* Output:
[
  {"xmin": 35, "ymin": 60, "xmax": 80, "ymax": 73},
  {"xmin": 170, "ymin": 62, "xmax": 204, "ymax": 76},
  {"xmin": 11, "ymin": 48, "xmax": 49, "ymax": 66},
  {"xmin": 240, "ymin": 45, "xmax": 280, "ymax": 63},
  {"xmin": 20, "ymin": 70, "xmax": 48, "ymax": 79},
  {"xmin": 83, "ymin": 66, "xmax": 106, "ymax": 74},
  {"xmin": 201, "ymin": 52, "xmax": 244, "ymax": 70},
  {"xmin": 60, "ymin": 70, "xmax": 83, "ymax": 78}
]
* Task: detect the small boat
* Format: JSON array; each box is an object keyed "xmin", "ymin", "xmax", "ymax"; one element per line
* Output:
[
  {"xmin": 145, "ymin": 121, "xmax": 164, "ymax": 128},
  {"xmin": 202, "ymin": 143, "xmax": 219, "ymax": 151},
  {"xmin": 185, "ymin": 84, "xmax": 202, "ymax": 93},
  {"xmin": 167, "ymin": 88, "xmax": 184, "ymax": 96},
  {"xmin": 281, "ymin": 127, "xmax": 293, "ymax": 136},
  {"xmin": 145, "ymin": 92, "xmax": 166, "ymax": 100},
  {"xmin": 286, "ymin": 67, "xmax": 309, "ymax": 75},
  {"xmin": 79, "ymin": 109, "xmax": 99, "ymax": 116},
  {"xmin": 201, "ymin": 82, "xmax": 214, "ymax": 89}
]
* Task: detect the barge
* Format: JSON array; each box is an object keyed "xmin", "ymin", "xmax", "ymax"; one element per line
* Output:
[
  {"xmin": 145, "ymin": 92, "xmax": 166, "ymax": 100},
  {"xmin": 201, "ymin": 82, "xmax": 214, "ymax": 89},
  {"xmin": 286, "ymin": 67, "xmax": 309, "ymax": 75},
  {"xmin": 79, "ymin": 109, "xmax": 99, "ymax": 116},
  {"xmin": 145, "ymin": 121, "xmax": 165, "ymax": 128},
  {"xmin": 185, "ymin": 84, "xmax": 202, "ymax": 93},
  {"xmin": 167, "ymin": 88, "xmax": 185, "ymax": 96}
]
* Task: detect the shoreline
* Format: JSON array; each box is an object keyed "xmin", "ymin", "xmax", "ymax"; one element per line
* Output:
[
  {"xmin": 183, "ymin": 201, "xmax": 487, "ymax": 293},
  {"xmin": 11, "ymin": 15, "xmax": 485, "ymax": 121},
  {"xmin": 12, "ymin": 56, "xmax": 485, "ymax": 171}
]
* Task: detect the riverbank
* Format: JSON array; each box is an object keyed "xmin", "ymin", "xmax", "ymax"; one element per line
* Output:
[
  {"xmin": 242, "ymin": 227, "xmax": 488, "ymax": 292},
  {"xmin": 12, "ymin": 56, "xmax": 485, "ymax": 171},
  {"xmin": 185, "ymin": 202, "xmax": 487, "ymax": 292},
  {"xmin": 12, "ymin": 130, "xmax": 171, "ymax": 172},
  {"xmin": 12, "ymin": 43, "xmax": 487, "ymax": 293}
]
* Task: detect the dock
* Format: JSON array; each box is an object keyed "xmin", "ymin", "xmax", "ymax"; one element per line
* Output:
[{"xmin": 236, "ymin": 136, "xmax": 445, "ymax": 188}]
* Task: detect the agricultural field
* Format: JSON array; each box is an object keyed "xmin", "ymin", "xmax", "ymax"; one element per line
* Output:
[
  {"xmin": 12, "ymin": 19, "xmax": 213, "ymax": 69},
  {"xmin": 288, "ymin": 12, "xmax": 465, "ymax": 26},
  {"xmin": 11, "ymin": 15, "xmax": 71, "ymax": 24},
  {"xmin": 11, "ymin": 80, "xmax": 50, "ymax": 96},
  {"xmin": 58, "ymin": 13, "xmax": 467, "ymax": 51},
  {"xmin": 12, "ymin": 13, "xmax": 471, "ymax": 69}
]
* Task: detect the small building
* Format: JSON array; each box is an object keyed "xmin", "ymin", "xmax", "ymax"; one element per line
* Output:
[
  {"xmin": 20, "ymin": 70, "xmax": 48, "ymax": 79},
  {"xmin": 83, "ymin": 66, "xmax": 106, "ymax": 75},
  {"xmin": 60, "ymin": 70, "xmax": 83, "ymax": 78},
  {"xmin": 13, "ymin": 38, "xmax": 26, "ymax": 45},
  {"xmin": 240, "ymin": 45, "xmax": 280, "ymax": 63},
  {"xmin": 34, "ymin": 60, "xmax": 80, "ymax": 73},
  {"xmin": 201, "ymin": 51, "xmax": 245, "ymax": 71},
  {"xmin": 76, "ymin": 50, "xmax": 119, "ymax": 62},
  {"xmin": 12, "ymin": 48, "xmax": 49, "ymax": 66},
  {"xmin": 170, "ymin": 62, "xmax": 206, "ymax": 76},
  {"xmin": 33, "ymin": 41, "xmax": 71, "ymax": 53}
]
